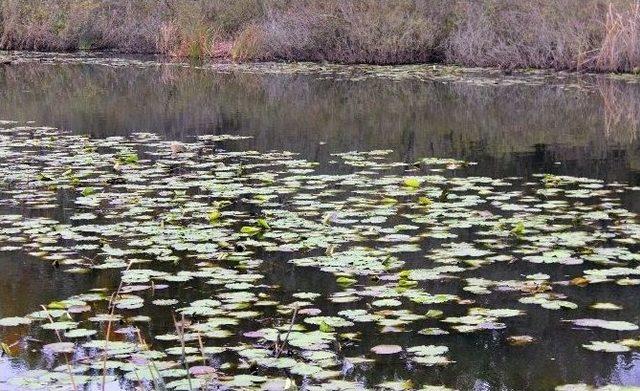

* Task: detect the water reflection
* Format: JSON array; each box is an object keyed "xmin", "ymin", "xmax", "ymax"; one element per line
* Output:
[
  {"xmin": 1, "ymin": 60, "xmax": 640, "ymax": 390},
  {"xmin": 1, "ymin": 63, "xmax": 640, "ymax": 184}
]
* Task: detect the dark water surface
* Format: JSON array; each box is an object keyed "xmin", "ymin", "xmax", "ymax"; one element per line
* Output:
[{"xmin": 1, "ymin": 56, "xmax": 640, "ymax": 390}]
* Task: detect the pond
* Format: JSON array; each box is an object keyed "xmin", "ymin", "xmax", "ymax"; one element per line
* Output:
[{"xmin": 1, "ymin": 54, "xmax": 640, "ymax": 390}]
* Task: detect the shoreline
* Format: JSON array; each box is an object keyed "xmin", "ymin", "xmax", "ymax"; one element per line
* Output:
[
  {"xmin": 3, "ymin": 1, "xmax": 640, "ymax": 74},
  {"xmin": 3, "ymin": 50, "xmax": 640, "ymax": 83}
]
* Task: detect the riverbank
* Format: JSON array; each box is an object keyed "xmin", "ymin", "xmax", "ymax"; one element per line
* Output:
[{"xmin": 1, "ymin": 0, "xmax": 640, "ymax": 73}]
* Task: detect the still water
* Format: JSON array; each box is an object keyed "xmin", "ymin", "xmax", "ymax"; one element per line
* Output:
[{"xmin": 1, "ymin": 55, "xmax": 640, "ymax": 390}]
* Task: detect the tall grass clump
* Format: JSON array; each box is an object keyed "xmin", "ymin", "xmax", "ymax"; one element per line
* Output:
[
  {"xmin": 445, "ymin": 0, "xmax": 640, "ymax": 72},
  {"xmin": 157, "ymin": 0, "xmax": 264, "ymax": 60},
  {"xmin": 591, "ymin": 1, "xmax": 640, "ymax": 71}
]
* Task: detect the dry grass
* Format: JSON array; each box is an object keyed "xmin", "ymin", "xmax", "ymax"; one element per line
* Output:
[
  {"xmin": 0, "ymin": 0, "xmax": 165, "ymax": 52},
  {"xmin": 0, "ymin": 0, "xmax": 256, "ymax": 59},
  {"xmin": 591, "ymin": 1, "xmax": 640, "ymax": 71},
  {"xmin": 3, "ymin": 0, "xmax": 640, "ymax": 71},
  {"xmin": 446, "ymin": 0, "xmax": 599, "ymax": 69},
  {"xmin": 446, "ymin": 0, "xmax": 640, "ymax": 72},
  {"xmin": 234, "ymin": 0, "xmax": 455, "ymax": 64}
]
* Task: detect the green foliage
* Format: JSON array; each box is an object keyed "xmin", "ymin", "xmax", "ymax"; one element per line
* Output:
[{"xmin": 511, "ymin": 221, "xmax": 525, "ymax": 236}]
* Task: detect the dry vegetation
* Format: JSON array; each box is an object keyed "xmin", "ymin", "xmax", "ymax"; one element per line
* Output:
[{"xmin": 1, "ymin": 0, "xmax": 640, "ymax": 72}]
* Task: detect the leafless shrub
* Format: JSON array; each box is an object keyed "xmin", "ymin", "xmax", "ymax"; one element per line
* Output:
[
  {"xmin": 238, "ymin": 0, "xmax": 455, "ymax": 64},
  {"xmin": 0, "ymin": 0, "xmax": 165, "ymax": 52},
  {"xmin": 445, "ymin": 0, "xmax": 603, "ymax": 70}
]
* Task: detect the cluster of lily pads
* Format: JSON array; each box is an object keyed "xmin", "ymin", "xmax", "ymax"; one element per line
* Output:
[
  {"xmin": 0, "ymin": 51, "xmax": 611, "ymax": 91},
  {"xmin": 0, "ymin": 121, "xmax": 640, "ymax": 390}
]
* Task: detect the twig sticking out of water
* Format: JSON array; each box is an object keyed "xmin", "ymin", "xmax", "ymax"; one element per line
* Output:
[
  {"xmin": 275, "ymin": 305, "xmax": 299, "ymax": 358},
  {"xmin": 40, "ymin": 305, "xmax": 77, "ymax": 391},
  {"xmin": 197, "ymin": 332, "xmax": 207, "ymax": 366},
  {"xmin": 135, "ymin": 328, "xmax": 165, "ymax": 391},
  {"xmin": 102, "ymin": 260, "xmax": 133, "ymax": 391},
  {"xmin": 173, "ymin": 313, "xmax": 194, "ymax": 391}
]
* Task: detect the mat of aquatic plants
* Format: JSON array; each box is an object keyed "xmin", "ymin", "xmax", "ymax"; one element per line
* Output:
[
  {"xmin": 2, "ymin": 121, "xmax": 640, "ymax": 391},
  {"xmin": 0, "ymin": 50, "xmax": 623, "ymax": 90}
]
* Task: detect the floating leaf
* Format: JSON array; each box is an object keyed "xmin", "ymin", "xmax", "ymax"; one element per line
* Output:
[
  {"xmin": 582, "ymin": 341, "xmax": 630, "ymax": 353},
  {"xmin": 371, "ymin": 345, "xmax": 402, "ymax": 355},
  {"xmin": 403, "ymin": 178, "xmax": 421, "ymax": 188},
  {"xmin": 208, "ymin": 209, "xmax": 221, "ymax": 222},
  {"xmin": 570, "ymin": 318, "xmax": 638, "ymax": 331},
  {"xmin": 0, "ymin": 317, "xmax": 32, "ymax": 327}
]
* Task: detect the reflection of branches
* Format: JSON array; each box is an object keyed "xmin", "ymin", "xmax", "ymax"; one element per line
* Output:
[
  {"xmin": 598, "ymin": 77, "xmax": 640, "ymax": 144},
  {"xmin": 3, "ymin": 62, "xmax": 640, "ymax": 165},
  {"xmin": 158, "ymin": 64, "xmax": 178, "ymax": 84}
]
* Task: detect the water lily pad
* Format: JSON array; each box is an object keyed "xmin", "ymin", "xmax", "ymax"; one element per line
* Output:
[
  {"xmin": 0, "ymin": 316, "xmax": 32, "ymax": 327},
  {"xmin": 371, "ymin": 344, "xmax": 402, "ymax": 355},
  {"xmin": 64, "ymin": 328, "xmax": 97, "ymax": 338},
  {"xmin": 582, "ymin": 341, "xmax": 631, "ymax": 352},
  {"xmin": 43, "ymin": 342, "xmax": 75, "ymax": 354},
  {"xmin": 570, "ymin": 319, "xmax": 639, "ymax": 331}
]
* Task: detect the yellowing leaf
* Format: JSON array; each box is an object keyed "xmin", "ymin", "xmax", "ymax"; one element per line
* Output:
[
  {"xmin": 240, "ymin": 226, "xmax": 261, "ymax": 235},
  {"xmin": 403, "ymin": 177, "xmax": 421, "ymax": 188},
  {"xmin": 336, "ymin": 276, "xmax": 357, "ymax": 286},
  {"xmin": 418, "ymin": 196, "xmax": 432, "ymax": 206},
  {"xmin": 208, "ymin": 209, "xmax": 221, "ymax": 222}
]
